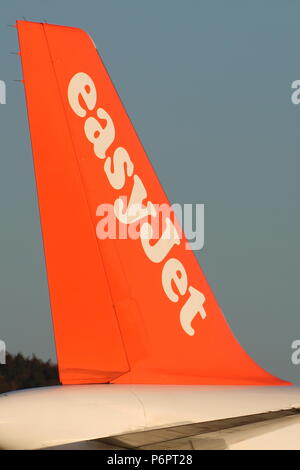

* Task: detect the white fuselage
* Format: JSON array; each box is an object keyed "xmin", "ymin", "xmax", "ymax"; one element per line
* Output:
[{"xmin": 1, "ymin": 384, "xmax": 300, "ymax": 449}]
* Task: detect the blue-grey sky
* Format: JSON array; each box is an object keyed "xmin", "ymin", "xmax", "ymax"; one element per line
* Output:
[{"xmin": 0, "ymin": 0, "xmax": 299, "ymax": 383}]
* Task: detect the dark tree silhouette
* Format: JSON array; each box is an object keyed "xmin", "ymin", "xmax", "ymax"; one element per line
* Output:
[{"xmin": 0, "ymin": 353, "xmax": 59, "ymax": 393}]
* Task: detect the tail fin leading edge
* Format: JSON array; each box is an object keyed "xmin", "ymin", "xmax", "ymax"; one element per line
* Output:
[{"xmin": 17, "ymin": 20, "xmax": 288, "ymax": 386}]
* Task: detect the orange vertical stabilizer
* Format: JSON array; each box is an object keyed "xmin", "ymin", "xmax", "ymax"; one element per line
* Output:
[{"xmin": 17, "ymin": 20, "xmax": 289, "ymax": 386}]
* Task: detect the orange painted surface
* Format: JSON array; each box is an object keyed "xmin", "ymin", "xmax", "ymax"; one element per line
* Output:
[{"xmin": 17, "ymin": 21, "xmax": 289, "ymax": 385}]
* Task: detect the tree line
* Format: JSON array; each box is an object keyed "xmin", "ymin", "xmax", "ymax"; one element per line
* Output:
[{"xmin": 0, "ymin": 352, "xmax": 59, "ymax": 393}]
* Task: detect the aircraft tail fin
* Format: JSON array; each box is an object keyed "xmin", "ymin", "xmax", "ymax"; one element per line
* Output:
[{"xmin": 17, "ymin": 20, "xmax": 289, "ymax": 386}]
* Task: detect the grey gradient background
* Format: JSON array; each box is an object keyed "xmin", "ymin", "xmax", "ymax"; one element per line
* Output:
[{"xmin": 0, "ymin": 0, "xmax": 299, "ymax": 383}]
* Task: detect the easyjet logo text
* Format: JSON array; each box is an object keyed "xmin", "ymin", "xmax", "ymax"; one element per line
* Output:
[{"xmin": 67, "ymin": 72, "xmax": 207, "ymax": 336}]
